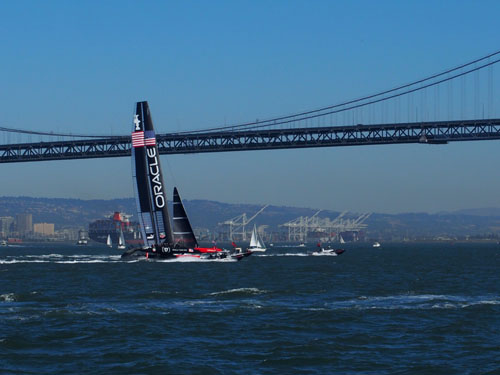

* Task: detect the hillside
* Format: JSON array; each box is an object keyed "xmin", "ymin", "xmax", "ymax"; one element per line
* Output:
[{"xmin": 1, "ymin": 196, "xmax": 499, "ymax": 239}]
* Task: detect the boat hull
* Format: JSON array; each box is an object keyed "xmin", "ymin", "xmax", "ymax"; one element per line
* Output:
[
  {"xmin": 121, "ymin": 247, "xmax": 252, "ymax": 261},
  {"xmin": 310, "ymin": 248, "xmax": 345, "ymax": 256},
  {"xmin": 248, "ymin": 247, "xmax": 266, "ymax": 252}
]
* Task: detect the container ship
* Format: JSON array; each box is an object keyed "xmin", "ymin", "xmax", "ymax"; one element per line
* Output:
[{"xmin": 88, "ymin": 212, "xmax": 143, "ymax": 246}]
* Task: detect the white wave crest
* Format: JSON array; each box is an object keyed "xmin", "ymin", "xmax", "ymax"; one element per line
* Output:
[
  {"xmin": 0, "ymin": 293, "xmax": 16, "ymax": 302},
  {"xmin": 325, "ymin": 294, "xmax": 500, "ymax": 311},
  {"xmin": 209, "ymin": 287, "xmax": 267, "ymax": 296}
]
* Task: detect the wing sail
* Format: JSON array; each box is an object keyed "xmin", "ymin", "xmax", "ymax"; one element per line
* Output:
[{"xmin": 131, "ymin": 101, "xmax": 174, "ymax": 247}]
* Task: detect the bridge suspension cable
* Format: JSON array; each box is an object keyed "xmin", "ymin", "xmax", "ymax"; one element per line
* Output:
[
  {"xmin": 1, "ymin": 49, "xmax": 499, "ymax": 140},
  {"xmin": 176, "ymin": 49, "xmax": 500, "ymax": 134},
  {"xmin": 0, "ymin": 126, "xmax": 117, "ymax": 139},
  {"xmin": 191, "ymin": 57, "xmax": 499, "ymax": 133}
]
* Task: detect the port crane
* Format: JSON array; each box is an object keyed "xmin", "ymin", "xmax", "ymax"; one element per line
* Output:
[
  {"xmin": 281, "ymin": 211, "xmax": 370, "ymax": 242},
  {"xmin": 218, "ymin": 204, "xmax": 269, "ymax": 241}
]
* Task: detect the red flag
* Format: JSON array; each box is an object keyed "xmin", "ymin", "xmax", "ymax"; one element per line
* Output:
[{"xmin": 232, "ymin": 242, "xmax": 237, "ymax": 248}]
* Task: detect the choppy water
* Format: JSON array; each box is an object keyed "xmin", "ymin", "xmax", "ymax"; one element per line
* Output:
[{"xmin": 1, "ymin": 242, "xmax": 499, "ymax": 374}]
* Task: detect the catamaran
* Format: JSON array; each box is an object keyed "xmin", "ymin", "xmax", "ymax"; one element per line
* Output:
[
  {"xmin": 121, "ymin": 101, "xmax": 252, "ymax": 261},
  {"xmin": 248, "ymin": 224, "xmax": 266, "ymax": 252}
]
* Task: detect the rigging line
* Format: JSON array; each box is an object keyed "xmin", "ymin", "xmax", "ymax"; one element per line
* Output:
[{"xmin": 171, "ymin": 50, "xmax": 500, "ymax": 134}]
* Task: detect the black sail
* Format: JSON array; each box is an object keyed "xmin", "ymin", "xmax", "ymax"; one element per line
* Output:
[
  {"xmin": 131, "ymin": 101, "xmax": 174, "ymax": 248},
  {"xmin": 172, "ymin": 187, "xmax": 198, "ymax": 248}
]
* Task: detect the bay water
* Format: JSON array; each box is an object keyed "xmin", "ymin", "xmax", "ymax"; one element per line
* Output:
[{"xmin": 1, "ymin": 242, "xmax": 499, "ymax": 374}]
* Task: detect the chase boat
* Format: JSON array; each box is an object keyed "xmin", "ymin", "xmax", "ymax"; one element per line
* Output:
[{"xmin": 310, "ymin": 242, "xmax": 345, "ymax": 256}]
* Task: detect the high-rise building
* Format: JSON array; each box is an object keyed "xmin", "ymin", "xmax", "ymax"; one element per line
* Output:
[
  {"xmin": 0, "ymin": 216, "xmax": 15, "ymax": 238},
  {"xmin": 16, "ymin": 214, "xmax": 33, "ymax": 236},
  {"xmin": 33, "ymin": 223, "xmax": 55, "ymax": 236}
]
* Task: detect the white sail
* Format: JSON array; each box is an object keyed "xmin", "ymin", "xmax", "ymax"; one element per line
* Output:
[
  {"xmin": 257, "ymin": 231, "xmax": 265, "ymax": 249},
  {"xmin": 248, "ymin": 225, "xmax": 266, "ymax": 252},
  {"xmin": 106, "ymin": 234, "xmax": 112, "ymax": 247},
  {"xmin": 339, "ymin": 234, "xmax": 345, "ymax": 244},
  {"xmin": 249, "ymin": 225, "xmax": 259, "ymax": 247},
  {"xmin": 117, "ymin": 230, "xmax": 126, "ymax": 249}
]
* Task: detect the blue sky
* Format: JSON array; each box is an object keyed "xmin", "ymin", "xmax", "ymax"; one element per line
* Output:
[{"xmin": 0, "ymin": 0, "xmax": 499, "ymax": 213}]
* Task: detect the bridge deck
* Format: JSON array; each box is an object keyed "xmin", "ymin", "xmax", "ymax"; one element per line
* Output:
[{"xmin": 1, "ymin": 119, "xmax": 499, "ymax": 163}]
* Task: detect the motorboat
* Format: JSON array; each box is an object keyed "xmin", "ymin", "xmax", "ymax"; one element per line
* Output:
[
  {"xmin": 76, "ymin": 230, "xmax": 88, "ymax": 245},
  {"xmin": 310, "ymin": 242, "xmax": 345, "ymax": 256}
]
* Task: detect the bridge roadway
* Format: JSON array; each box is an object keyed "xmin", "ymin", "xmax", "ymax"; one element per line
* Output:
[{"xmin": 1, "ymin": 119, "xmax": 499, "ymax": 163}]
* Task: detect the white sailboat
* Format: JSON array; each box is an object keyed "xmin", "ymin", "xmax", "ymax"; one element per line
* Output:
[
  {"xmin": 106, "ymin": 234, "xmax": 112, "ymax": 248},
  {"xmin": 339, "ymin": 234, "xmax": 345, "ymax": 244},
  {"xmin": 248, "ymin": 224, "xmax": 266, "ymax": 252},
  {"xmin": 117, "ymin": 229, "xmax": 126, "ymax": 250}
]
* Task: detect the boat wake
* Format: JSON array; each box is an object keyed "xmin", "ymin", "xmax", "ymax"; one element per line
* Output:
[
  {"xmin": 0, "ymin": 254, "xmax": 122, "ymax": 264},
  {"xmin": 309, "ymin": 252, "xmax": 340, "ymax": 256},
  {"xmin": 254, "ymin": 252, "xmax": 310, "ymax": 257},
  {"xmin": 153, "ymin": 256, "xmax": 238, "ymax": 263},
  {"xmin": 0, "ymin": 253, "xmax": 241, "ymax": 264}
]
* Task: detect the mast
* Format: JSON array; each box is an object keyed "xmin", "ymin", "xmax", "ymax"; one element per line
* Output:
[
  {"xmin": 131, "ymin": 101, "xmax": 174, "ymax": 247},
  {"xmin": 172, "ymin": 187, "xmax": 198, "ymax": 248}
]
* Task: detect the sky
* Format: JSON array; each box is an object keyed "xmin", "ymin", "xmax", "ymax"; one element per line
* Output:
[{"xmin": 0, "ymin": 0, "xmax": 499, "ymax": 214}]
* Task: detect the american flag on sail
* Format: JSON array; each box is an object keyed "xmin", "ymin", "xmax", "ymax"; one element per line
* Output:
[
  {"xmin": 131, "ymin": 131, "xmax": 144, "ymax": 148},
  {"xmin": 144, "ymin": 130, "xmax": 156, "ymax": 146}
]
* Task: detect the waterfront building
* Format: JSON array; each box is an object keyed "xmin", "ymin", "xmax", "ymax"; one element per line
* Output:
[
  {"xmin": 16, "ymin": 214, "xmax": 33, "ymax": 236},
  {"xmin": 33, "ymin": 223, "xmax": 55, "ymax": 236},
  {"xmin": 0, "ymin": 216, "xmax": 15, "ymax": 238}
]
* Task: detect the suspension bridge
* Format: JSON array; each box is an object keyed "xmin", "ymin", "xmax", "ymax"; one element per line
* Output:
[{"xmin": 1, "ymin": 51, "xmax": 499, "ymax": 164}]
